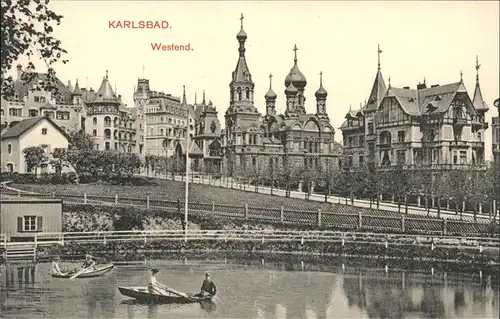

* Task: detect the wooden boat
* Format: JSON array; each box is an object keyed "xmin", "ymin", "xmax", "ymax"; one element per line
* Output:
[
  {"xmin": 118, "ymin": 286, "xmax": 213, "ymax": 304},
  {"xmin": 52, "ymin": 264, "xmax": 115, "ymax": 278}
]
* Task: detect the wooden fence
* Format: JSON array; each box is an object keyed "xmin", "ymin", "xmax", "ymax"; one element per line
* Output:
[
  {"xmin": 1, "ymin": 188, "xmax": 497, "ymax": 237},
  {"xmin": 4, "ymin": 229, "xmax": 498, "ymax": 252}
]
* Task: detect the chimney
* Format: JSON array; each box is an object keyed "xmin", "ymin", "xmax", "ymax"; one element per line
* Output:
[
  {"xmin": 90, "ymin": 87, "xmax": 94, "ymax": 92},
  {"xmin": 16, "ymin": 64, "xmax": 22, "ymax": 80},
  {"xmin": 118, "ymin": 94, "xmax": 122, "ymax": 100},
  {"xmin": 403, "ymin": 86, "xmax": 410, "ymax": 89},
  {"xmin": 67, "ymin": 80, "xmax": 73, "ymax": 90},
  {"xmin": 417, "ymin": 82, "xmax": 427, "ymax": 90},
  {"xmin": 431, "ymin": 84, "xmax": 439, "ymax": 88}
]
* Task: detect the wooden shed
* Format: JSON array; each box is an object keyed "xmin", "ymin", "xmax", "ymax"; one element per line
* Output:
[{"xmin": 0, "ymin": 199, "xmax": 63, "ymax": 242}]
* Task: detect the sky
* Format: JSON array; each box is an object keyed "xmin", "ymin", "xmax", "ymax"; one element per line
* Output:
[{"xmin": 10, "ymin": 0, "xmax": 500, "ymax": 159}]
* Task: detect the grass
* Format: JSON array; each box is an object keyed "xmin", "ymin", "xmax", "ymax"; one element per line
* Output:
[{"xmin": 12, "ymin": 179, "xmax": 394, "ymax": 216}]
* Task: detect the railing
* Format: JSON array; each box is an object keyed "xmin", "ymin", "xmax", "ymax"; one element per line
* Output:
[
  {"xmin": 25, "ymin": 229, "xmax": 500, "ymax": 251},
  {"xmin": 0, "ymin": 188, "xmax": 496, "ymax": 237}
]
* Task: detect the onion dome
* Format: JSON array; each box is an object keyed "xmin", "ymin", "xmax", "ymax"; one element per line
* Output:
[
  {"xmin": 236, "ymin": 13, "xmax": 247, "ymax": 40},
  {"xmin": 265, "ymin": 73, "xmax": 277, "ymax": 99},
  {"xmin": 284, "ymin": 44, "xmax": 307, "ymax": 89},
  {"xmin": 315, "ymin": 71, "xmax": 327, "ymax": 99},
  {"xmin": 285, "ymin": 81, "xmax": 298, "ymax": 96}
]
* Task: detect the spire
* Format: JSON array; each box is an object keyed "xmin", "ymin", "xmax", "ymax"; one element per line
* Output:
[
  {"xmin": 182, "ymin": 85, "xmax": 187, "ymax": 105},
  {"xmin": 388, "ymin": 76, "xmax": 391, "ymax": 88},
  {"xmin": 475, "ymin": 55, "xmax": 481, "ymax": 83},
  {"xmin": 93, "ymin": 70, "xmax": 119, "ymax": 104},
  {"xmin": 293, "ymin": 44, "xmax": 298, "ymax": 65},
  {"xmin": 73, "ymin": 78, "xmax": 82, "ymax": 95},
  {"xmin": 284, "ymin": 44, "xmax": 307, "ymax": 89},
  {"xmin": 265, "ymin": 73, "xmax": 277, "ymax": 99},
  {"xmin": 202, "ymin": 90, "xmax": 206, "ymax": 105},
  {"xmin": 315, "ymin": 71, "xmax": 327, "ymax": 99},
  {"xmin": 460, "ymin": 70, "xmax": 463, "ymax": 83},
  {"xmin": 236, "ymin": 13, "xmax": 247, "ymax": 45},
  {"xmin": 377, "ymin": 44, "xmax": 382, "ymax": 71},
  {"xmin": 194, "ymin": 92, "xmax": 197, "ymax": 105},
  {"xmin": 472, "ymin": 55, "xmax": 489, "ymax": 112},
  {"xmin": 364, "ymin": 65, "xmax": 387, "ymax": 112}
]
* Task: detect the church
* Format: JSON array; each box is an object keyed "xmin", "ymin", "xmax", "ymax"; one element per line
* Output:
[{"xmin": 220, "ymin": 14, "xmax": 342, "ymax": 177}]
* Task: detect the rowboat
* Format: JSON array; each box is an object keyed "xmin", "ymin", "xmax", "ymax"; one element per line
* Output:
[
  {"xmin": 52, "ymin": 264, "xmax": 115, "ymax": 278},
  {"xmin": 118, "ymin": 286, "xmax": 213, "ymax": 304}
]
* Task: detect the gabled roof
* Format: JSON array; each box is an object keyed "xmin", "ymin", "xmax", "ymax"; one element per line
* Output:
[
  {"xmin": 91, "ymin": 75, "xmax": 119, "ymax": 104},
  {"xmin": 472, "ymin": 80, "xmax": 489, "ymax": 112},
  {"xmin": 1, "ymin": 116, "xmax": 71, "ymax": 141},
  {"xmin": 176, "ymin": 139, "xmax": 203, "ymax": 156},
  {"xmin": 13, "ymin": 71, "xmax": 73, "ymax": 103},
  {"xmin": 363, "ymin": 70, "xmax": 387, "ymax": 112}
]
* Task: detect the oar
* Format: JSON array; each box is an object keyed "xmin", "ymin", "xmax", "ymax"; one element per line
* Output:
[
  {"xmin": 69, "ymin": 266, "xmax": 91, "ymax": 280},
  {"xmin": 164, "ymin": 287, "xmax": 190, "ymax": 299}
]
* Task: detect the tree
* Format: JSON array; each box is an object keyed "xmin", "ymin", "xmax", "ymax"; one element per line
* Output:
[
  {"xmin": 51, "ymin": 147, "xmax": 67, "ymax": 176},
  {"xmin": 2, "ymin": 0, "xmax": 68, "ymax": 99},
  {"xmin": 321, "ymin": 161, "xmax": 340, "ymax": 203},
  {"xmin": 23, "ymin": 146, "xmax": 47, "ymax": 176},
  {"xmin": 391, "ymin": 164, "xmax": 410, "ymax": 213},
  {"xmin": 68, "ymin": 131, "xmax": 94, "ymax": 151}
]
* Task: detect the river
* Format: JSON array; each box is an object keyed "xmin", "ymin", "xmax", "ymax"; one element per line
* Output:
[{"xmin": 0, "ymin": 258, "xmax": 498, "ymax": 319}]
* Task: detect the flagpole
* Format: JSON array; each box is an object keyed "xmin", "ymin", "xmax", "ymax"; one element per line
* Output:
[{"xmin": 184, "ymin": 85, "xmax": 189, "ymax": 242}]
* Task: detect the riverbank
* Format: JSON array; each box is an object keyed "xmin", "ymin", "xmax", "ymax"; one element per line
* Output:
[{"xmin": 37, "ymin": 239, "xmax": 499, "ymax": 271}]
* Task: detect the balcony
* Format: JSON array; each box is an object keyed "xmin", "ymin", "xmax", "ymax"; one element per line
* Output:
[{"xmin": 453, "ymin": 117, "xmax": 467, "ymax": 127}]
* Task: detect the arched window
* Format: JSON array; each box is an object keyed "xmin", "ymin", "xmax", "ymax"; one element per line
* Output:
[
  {"xmin": 104, "ymin": 129, "xmax": 111, "ymax": 139},
  {"xmin": 252, "ymin": 158, "xmax": 256, "ymax": 167},
  {"xmin": 477, "ymin": 132, "xmax": 482, "ymax": 142},
  {"xmin": 237, "ymin": 87, "xmax": 242, "ymax": 101},
  {"xmin": 93, "ymin": 117, "xmax": 97, "ymax": 125},
  {"xmin": 245, "ymin": 88, "xmax": 250, "ymax": 100},
  {"xmin": 104, "ymin": 116, "xmax": 111, "ymax": 126},
  {"xmin": 7, "ymin": 163, "xmax": 14, "ymax": 172},
  {"xmin": 160, "ymin": 117, "xmax": 164, "ymax": 123}
]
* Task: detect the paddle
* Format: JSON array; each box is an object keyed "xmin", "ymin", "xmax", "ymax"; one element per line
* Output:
[
  {"xmin": 164, "ymin": 287, "xmax": 191, "ymax": 300},
  {"xmin": 69, "ymin": 265, "xmax": 92, "ymax": 280}
]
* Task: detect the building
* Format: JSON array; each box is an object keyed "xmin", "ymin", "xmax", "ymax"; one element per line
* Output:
[
  {"xmin": 133, "ymin": 80, "xmax": 196, "ymax": 158},
  {"xmin": 340, "ymin": 54, "xmax": 489, "ymax": 169},
  {"xmin": 220, "ymin": 14, "xmax": 342, "ymax": 176},
  {"xmin": 0, "ymin": 117, "xmax": 71, "ymax": 173},
  {"xmin": 1, "ymin": 66, "xmax": 83, "ymax": 134},
  {"xmin": 83, "ymin": 71, "xmax": 139, "ymax": 153},
  {"xmin": 493, "ymin": 101, "xmax": 499, "ymax": 163},
  {"xmin": 0, "ymin": 198, "xmax": 63, "ymax": 241},
  {"xmin": 1, "ymin": 66, "xmax": 142, "ymax": 155},
  {"xmin": 191, "ymin": 91, "xmax": 223, "ymax": 172}
]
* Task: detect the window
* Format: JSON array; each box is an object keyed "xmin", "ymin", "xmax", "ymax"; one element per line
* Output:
[
  {"xmin": 29, "ymin": 109, "xmax": 38, "ymax": 117},
  {"xmin": 93, "ymin": 117, "xmax": 97, "ymax": 125},
  {"xmin": 368, "ymin": 123, "xmax": 374, "ymax": 134},
  {"xmin": 359, "ymin": 155, "xmax": 364, "ymax": 166},
  {"xmin": 44, "ymin": 111, "xmax": 54, "ymax": 119},
  {"xmin": 460, "ymin": 151, "xmax": 467, "ymax": 164},
  {"xmin": 398, "ymin": 131, "xmax": 405, "ymax": 143},
  {"xmin": 19, "ymin": 216, "xmax": 41, "ymax": 232},
  {"xmin": 105, "ymin": 142, "xmax": 110, "ymax": 150},
  {"xmin": 41, "ymin": 128, "xmax": 47, "ymax": 135},
  {"xmin": 396, "ymin": 150, "xmax": 406, "ymax": 165},
  {"xmin": 93, "ymin": 129, "xmax": 97, "ymax": 136},
  {"xmin": 359, "ymin": 135, "xmax": 364, "ymax": 147}
]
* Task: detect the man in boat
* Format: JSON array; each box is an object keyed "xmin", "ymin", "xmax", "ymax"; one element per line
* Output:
[
  {"xmin": 195, "ymin": 272, "xmax": 217, "ymax": 297},
  {"xmin": 82, "ymin": 254, "xmax": 96, "ymax": 272},
  {"xmin": 51, "ymin": 256, "xmax": 67, "ymax": 276},
  {"xmin": 148, "ymin": 269, "xmax": 170, "ymax": 296}
]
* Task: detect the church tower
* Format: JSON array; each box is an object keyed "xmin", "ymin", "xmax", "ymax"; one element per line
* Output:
[
  {"xmin": 284, "ymin": 45, "xmax": 307, "ymax": 116},
  {"xmin": 265, "ymin": 73, "xmax": 277, "ymax": 117},
  {"xmin": 315, "ymin": 71, "xmax": 329, "ymax": 122},
  {"xmin": 224, "ymin": 14, "xmax": 261, "ymax": 140}
]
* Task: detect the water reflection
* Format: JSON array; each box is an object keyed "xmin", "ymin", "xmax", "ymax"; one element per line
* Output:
[{"xmin": 0, "ymin": 260, "xmax": 498, "ymax": 319}]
